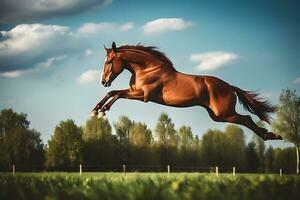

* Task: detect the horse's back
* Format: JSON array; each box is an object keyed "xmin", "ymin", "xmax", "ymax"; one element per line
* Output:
[{"xmin": 203, "ymin": 75, "xmax": 235, "ymax": 96}]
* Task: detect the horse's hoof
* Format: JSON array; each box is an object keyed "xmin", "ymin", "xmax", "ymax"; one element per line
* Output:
[
  {"xmin": 267, "ymin": 132, "xmax": 283, "ymax": 140},
  {"xmin": 90, "ymin": 110, "xmax": 98, "ymax": 117},
  {"xmin": 262, "ymin": 132, "xmax": 269, "ymax": 141},
  {"xmin": 98, "ymin": 111, "xmax": 105, "ymax": 119},
  {"xmin": 274, "ymin": 134, "xmax": 283, "ymax": 140}
]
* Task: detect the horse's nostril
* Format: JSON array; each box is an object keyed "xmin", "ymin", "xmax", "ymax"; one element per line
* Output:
[{"xmin": 101, "ymin": 80, "xmax": 105, "ymax": 85}]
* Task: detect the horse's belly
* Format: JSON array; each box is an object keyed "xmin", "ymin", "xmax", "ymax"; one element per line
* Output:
[
  {"xmin": 156, "ymin": 88, "xmax": 201, "ymax": 107},
  {"xmin": 159, "ymin": 101, "xmax": 198, "ymax": 108},
  {"xmin": 148, "ymin": 73, "xmax": 208, "ymax": 107},
  {"xmin": 162, "ymin": 95, "xmax": 200, "ymax": 107}
]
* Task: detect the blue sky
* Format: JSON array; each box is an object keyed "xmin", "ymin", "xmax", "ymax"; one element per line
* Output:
[{"xmin": 0, "ymin": 0, "xmax": 299, "ymax": 147}]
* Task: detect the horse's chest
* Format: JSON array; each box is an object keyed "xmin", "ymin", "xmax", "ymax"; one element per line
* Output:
[{"xmin": 135, "ymin": 75, "xmax": 159, "ymax": 89}]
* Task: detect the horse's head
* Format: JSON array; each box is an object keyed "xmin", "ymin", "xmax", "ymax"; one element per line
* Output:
[{"xmin": 101, "ymin": 41, "xmax": 124, "ymax": 87}]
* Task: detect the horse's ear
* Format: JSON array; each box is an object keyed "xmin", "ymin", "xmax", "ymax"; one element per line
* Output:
[
  {"xmin": 112, "ymin": 41, "xmax": 117, "ymax": 53},
  {"xmin": 104, "ymin": 45, "xmax": 108, "ymax": 53}
]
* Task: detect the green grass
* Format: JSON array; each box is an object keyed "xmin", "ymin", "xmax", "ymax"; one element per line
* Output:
[{"xmin": 0, "ymin": 172, "xmax": 299, "ymax": 200}]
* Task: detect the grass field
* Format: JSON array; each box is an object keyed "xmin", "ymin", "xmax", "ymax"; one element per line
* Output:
[{"xmin": 0, "ymin": 172, "xmax": 299, "ymax": 200}]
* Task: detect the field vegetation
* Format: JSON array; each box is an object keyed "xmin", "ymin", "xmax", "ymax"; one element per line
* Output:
[{"xmin": 1, "ymin": 173, "xmax": 299, "ymax": 200}]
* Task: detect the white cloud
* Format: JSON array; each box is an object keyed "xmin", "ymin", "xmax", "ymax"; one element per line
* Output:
[
  {"xmin": 142, "ymin": 18, "xmax": 192, "ymax": 35},
  {"xmin": 77, "ymin": 22, "xmax": 115, "ymax": 34},
  {"xmin": 293, "ymin": 77, "xmax": 300, "ymax": 84},
  {"xmin": 78, "ymin": 70, "xmax": 100, "ymax": 84},
  {"xmin": 85, "ymin": 49, "xmax": 93, "ymax": 56},
  {"xmin": 0, "ymin": 70, "xmax": 24, "ymax": 78},
  {"xmin": 0, "ymin": 21, "xmax": 133, "ymax": 77},
  {"xmin": 190, "ymin": 51, "xmax": 239, "ymax": 71},
  {"xmin": 0, "ymin": 0, "xmax": 112, "ymax": 22},
  {"xmin": 0, "ymin": 24, "xmax": 70, "ymax": 57},
  {"xmin": 77, "ymin": 22, "xmax": 134, "ymax": 35},
  {"xmin": 35, "ymin": 55, "xmax": 67, "ymax": 69},
  {"xmin": 119, "ymin": 22, "xmax": 134, "ymax": 31},
  {"xmin": 0, "ymin": 55, "xmax": 67, "ymax": 78},
  {"xmin": 0, "ymin": 24, "xmax": 83, "ymax": 73}
]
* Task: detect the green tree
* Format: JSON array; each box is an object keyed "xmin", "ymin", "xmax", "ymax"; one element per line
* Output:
[
  {"xmin": 0, "ymin": 109, "xmax": 44, "ymax": 171},
  {"xmin": 225, "ymin": 125, "xmax": 246, "ymax": 169},
  {"xmin": 178, "ymin": 125, "xmax": 194, "ymax": 148},
  {"xmin": 130, "ymin": 122, "xmax": 152, "ymax": 146},
  {"xmin": 272, "ymin": 89, "xmax": 300, "ymax": 174},
  {"xmin": 114, "ymin": 116, "xmax": 133, "ymax": 164},
  {"xmin": 155, "ymin": 113, "xmax": 177, "ymax": 145},
  {"xmin": 178, "ymin": 125, "xmax": 194, "ymax": 165},
  {"xmin": 193, "ymin": 135, "xmax": 202, "ymax": 167},
  {"xmin": 130, "ymin": 122, "xmax": 153, "ymax": 165},
  {"xmin": 82, "ymin": 117, "xmax": 118, "ymax": 165},
  {"xmin": 45, "ymin": 119, "xmax": 83, "ymax": 169},
  {"xmin": 273, "ymin": 147, "xmax": 296, "ymax": 174},
  {"xmin": 252, "ymin": 121, "xmax": 266, "ymax": 173},
  {"xmin": 265, "ymin": 145, "xmax": 274, "ymax": 173},
  {"xmin": 155, "ymin": 113, "xmax": 178, "ymax": 165},
  {"xmin": 246, "ymin": 142, "xmax": 259, "ymax": 173},
  {"xmin": 82, "ymin": 117, "xmax": 112, "ymax": 141},
  {"xmin": 200, "ymin": 129, "xmax": 227, "ymax": 167},
  {"xmin": 201, "ymin": 127, "xmax": 246, "ymax": 169},
  {"xmin": 0, "ymin": 109, "xmax": 30, "ymax": 132}
]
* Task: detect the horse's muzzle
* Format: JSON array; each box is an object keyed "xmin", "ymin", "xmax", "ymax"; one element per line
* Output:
[{"xmin": 101, "ymin": 80, "xmax": 111, "ymax": 87}]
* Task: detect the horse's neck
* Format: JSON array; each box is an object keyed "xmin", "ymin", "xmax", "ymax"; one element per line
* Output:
[{"xmin": 120, "ymin": 51, "xmax": 162, "ymax": 73}]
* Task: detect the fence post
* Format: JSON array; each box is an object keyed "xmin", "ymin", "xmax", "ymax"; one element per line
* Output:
[
  {"xmin": 233, "ymin": 166, "xmax": 236, "ymax": 176},
  {"xmin": 215, "ymin": 166, "xmax": 219, "ymax": 176},
  {"xmin": 167, "ymin": 165, "xmax": 170, "ymax": 174},
  {"xmin": 123, "ymin": 164, "xmax": 126, "ymax": 175},
  {"xmin": 79, "ymin": 164, "xmax": 82, "ymax": 175},
  {"xmin": 12, "ymin": 164, "xmax": 15, "ymax": 175},
  {"xmin": 280, "ymin": 168, "xmax": 282, "ymax": 176}
]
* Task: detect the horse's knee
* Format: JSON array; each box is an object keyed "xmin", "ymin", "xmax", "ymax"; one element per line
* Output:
[
  {"xmin": 107, "ymin": 91, "xmax": 117, "ymax": 97},
  {"xmin": 143, "ymin": 92, "xmax": 150, "ymax": 102},
  {"xmin": 211, "ymin": 117, "xmax": 224, "ymax": 122},
  {"xmin": 240, "ymin": 115, "xmax": 253, "ymax": 125},
  {"xmin": 210, "ymin": 113, "xmax": 226, "ymax": 122}
]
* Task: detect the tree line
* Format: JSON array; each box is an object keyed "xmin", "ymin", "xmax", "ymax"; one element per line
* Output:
[{"xmin": 0, "ymin": 88, "xmax": 299, "ymax": 173}]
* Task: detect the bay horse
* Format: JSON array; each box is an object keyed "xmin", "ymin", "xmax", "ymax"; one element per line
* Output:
[{"xmin": 91, "ymin": 42, "xmax": 282, "ymax": 140}]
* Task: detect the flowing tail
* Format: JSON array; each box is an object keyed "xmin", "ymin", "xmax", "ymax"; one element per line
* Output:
[{"xmin": 231, "ymin": 86, "xmax": 277, "ymax": 124}]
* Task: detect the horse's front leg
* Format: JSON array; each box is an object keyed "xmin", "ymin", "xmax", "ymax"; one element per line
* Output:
[
  {"xmin": 97, "ymin": 89, "xmax": 144, "ymax": 118},
  {"xmin": 91, "ymin": 89, "xmax": 130, "ymax": 117}
]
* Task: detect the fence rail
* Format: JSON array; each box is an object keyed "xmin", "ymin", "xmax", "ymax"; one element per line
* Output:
[{"xmin": 0, "ymin": 164, "xmax": 285, "ymax": 176}]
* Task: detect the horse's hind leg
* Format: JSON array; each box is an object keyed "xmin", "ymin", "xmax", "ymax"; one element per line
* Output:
[
  {"xmin": 205, "ymin": 107, "xmax": 280, "ymax": 140},
  {"xmin": 224, "ymin": 114, "xmax": 282, "ymax": 140},
  {"xmin": 223, "ymin": 113, "xmax": 268, "ymax": 140},
  {"xmin": 203, "ymin": 79, "xmax": 281, "ymax": 140}
]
